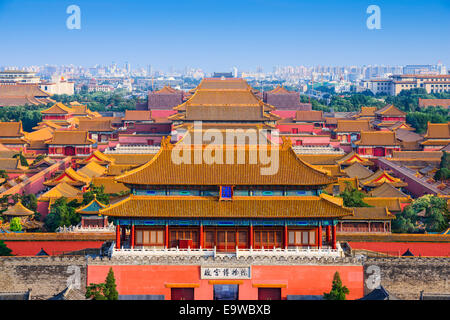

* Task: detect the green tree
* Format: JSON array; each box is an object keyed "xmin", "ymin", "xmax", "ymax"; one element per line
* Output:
[
  {"xmin": 85, "ymin": 283, "xmax": 108, "ymax": 300},
  {"xmin": 20, "ymin": 194, "xmax": 38, "ymax": 212},
  {"xmin": 44, "ymin": 198, "xmax": 80, "ymax": 231},
  {"xmin": 104, "ymin": 268, "xmax": 119, "ymax": 300},
  {"xmin": 434, "ymin": 152, "xmax": 450, "ymax": 181},
  {"xmin": 0, "ymin": 240, "xmax": 12, "ymax": 256},
  {"xmin": 0, "ymin": 170, "xmax": 8, "ymax": 181},
  {"xmin": 13, "ymin": 152, "xmax": 29, "ymax": 167},
  {"xmin": 393, "ymin": 195, "xmax": 449, "ymax": 233},
  {"xmin": 85, "ymin": 268, "xmax": 118, "ymax": 300},
  {"xmin": 339, "ymin": 184, "xmax": 371, "ymax": 207},
  {"xmin": 82, "ymin": 185, "xmax": 110, "ymax": 206},
  {"xmin": 20, "ymin": 194, "xmax": 39, "ymax": 221},
  {"xmin": 323, "ymin": 272, "xmax": 349, "ymax": 300},
  {"xmin": 31, "ymin": 154, "xmax": 46, "ymax": 166},
  {"xmin": 391, "ymin": 207, "xmax": 417, "ymax": 233},
  {"xmin": 9, "ymin": 217, "xmax": 22, "ymax": 232}
]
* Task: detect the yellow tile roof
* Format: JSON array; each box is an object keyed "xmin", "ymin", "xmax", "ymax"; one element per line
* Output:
[
  {"xmin": 297, "ymin": 154, "xmax": 345, "ymax": 165},
  {"xmin": 355, "ymin": 131, "xmax": 399, "ymax": 146},
  {"xmin": 266, "ymin": 85, "xmax": 293, "ymax": 94},
  {"xmin": 336, "ymin": 152, "xmax": 374, "ymax": 166},
  {"xmin": 77, "ymin": 119, "xmax": 114, "ymax": 132},
  {"xmin": 368, "ymin": 182, "xmax": 409, "ymax": 198},
  {"xmin": 375, "ymin": 104, "xmax": 406, "ymax": 117},
  {"xmin": 77, "ymin": 161, "xmax": 106, "ymax": 178},
  {"xmin": 25, "ymin": 127, "xmax": 54, "ymax": 142},
  {"xmin": 99, "ymin": 194, "xmax": 353, "ymax": 218},
  {"xmin": 33, "ymin": 121, "xmax": 63, "ymax": 130},
  {"xmin": 107, "ymin": 154, "xmax": 155, "ymax": 165},
  {"xmin": 363, "ymin": 197, "xmax": 412, "ymax": 212},
  {"xmin": 344, "ymin": 207, "xmax": 395, "ymax": 220},
  {"xmin": 105, "ymin": 164, "xmax": 137, "ymax": 176},
  {"xmin": 356, "ymin": 107, "xmax": 377, "ymax": 117},
  {"xmin": 324, "ymin": 177, "xmax": 359, "ymax": 194},
  {"xmin": 41, "ymin": 102, "xmax": 73, "ymax": 115},
  {"xmin": 2, "ymin": 201, "xmax": 34, "ymax": 216},
  {"xmin": 116, "ymin": 142, "xmax": 337, "ymax": 186},
  {"xmin": 0, "ymin": 121, "xmax": 24, "ymax": 137},
  {"xmin": 359, "ymin": 170, "xmax": 408, "ymax": 188},
  {"xmin": 0, "ymin": 158, "xmax": 27, "ymax": 171},
  {"xmin": 38, "ymin": 182, "xmax": 83, "ymax": 201},
  {"xmin": 335, "ymin": 120, "xmax": 371, "ymax": 133},
  {"xmin": 91, "ymin": 177, "xmax": 130, "ymax": 194},
  {"xmin": 197, "ymin": 78, "xmax": 252, "ymax": 90},
  {"xmin": 78, "ymin": 150, "xmax": 114, "ymax": 164},
  {"xmin": 47, "ymin": 130, "xmax": 94, "ymax": 145},
  {"xmin": 44, "ymin": 167, "xmax": 91, "ymax": 187}
]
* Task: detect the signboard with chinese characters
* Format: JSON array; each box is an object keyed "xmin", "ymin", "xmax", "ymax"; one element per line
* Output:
[{"xmin": 200, "ymin": 266, "xmax": 251, "ymax": 279}]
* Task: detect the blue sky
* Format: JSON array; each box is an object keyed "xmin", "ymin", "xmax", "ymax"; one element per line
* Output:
[{"xmin": 0, "ymin": 0, "xmax": 449, "ymax": 72}]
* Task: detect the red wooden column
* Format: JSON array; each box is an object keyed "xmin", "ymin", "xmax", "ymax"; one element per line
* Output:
[
  {"xmin": 284, "ymin": 224, "xmax": 288, "ymax": 249},
  {"xmin": 318, "ymin": 224, "xmax": 322, "ymax": 249},
  {"xmin": 115, "ymin": 224, "xmax": 121, "ymax": 249},
  {"xmin": 121, "ymin": 226, "xmax": 126, "ymax": 242},
  {"xmin": 131, "ymin": 224, "xmax": 135, "ymax": 249},
  {"xmin": 332, "ymin": 224, "xmax": 337, "ymax": 249},
  {"xmin": 249, "ymin": 224, "xmax": 253, "ymax": 249},
  {"xmin": 326, "ymin": 225, "xmax": 331, "ymax": 243},
  {"xmin": 165, "ymin": 224, "xmax": 169, "ymax": 249},
  {"xmin": 199, "ymin": 224, "xmax": 203, "ymax": 248}
]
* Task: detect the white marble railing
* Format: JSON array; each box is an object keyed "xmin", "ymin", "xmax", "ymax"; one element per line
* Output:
[
  {"xmin": 56, "ymin": 223, "xmax": 115, "ymax": 233},
  {"xmin": 104, "ymin": 144, "xmax": 161, "ymax": 154},
  {"xmin": 292, "ymin": 145, "xmax": 345, "ymax": 155},
  {"xmin": 111, "ymin": 243, "xmax": 343, "ymax": 258},
  {"xmin": 112, "ymin": 246, "xmax": 216, "ymax": 257},
  {"xmin": 236, "ymin": 243, "xmax": 343, "ymax": 258}
]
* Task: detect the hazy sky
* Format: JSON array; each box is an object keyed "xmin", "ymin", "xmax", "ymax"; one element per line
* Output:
[{"xmin": 0, "ymin": 0, "xmax": 449, "ymax": 72}]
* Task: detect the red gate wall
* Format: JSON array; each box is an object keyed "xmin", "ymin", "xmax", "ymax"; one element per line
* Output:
[{"xmin": 87, "ymin": 264, "xmax": 364, "ymax": 300}]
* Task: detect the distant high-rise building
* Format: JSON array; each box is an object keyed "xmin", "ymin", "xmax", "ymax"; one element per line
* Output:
[
  {"xmin": 125, "ymin": 62, "xmax": 131, "ymax": 75},
  {"xmin": 403, "ymin": 65, "xmax": 434, "ymax": 75},
  {"xmin": 232, "ymin": 67, "xmax": 238, "ymax": 78}
]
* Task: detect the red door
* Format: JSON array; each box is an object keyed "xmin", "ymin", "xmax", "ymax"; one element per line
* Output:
[
  {"xmin": 171, "ymin": 288, "xmax": 194, "ymax": 300},
  {"xmin": 374, "ymin": 147, "xmax": 385, "ymax": 157},
  {"xmin": 217, "ymin": 230, "xmax": 236, "ymax": 252},
  {"xmin": 258, "ymin": 288, "xmax": 281, "ymax": 300},
  {"xmin": 64, "ymin": 146, "xmax": 75, "ymax": 156}
]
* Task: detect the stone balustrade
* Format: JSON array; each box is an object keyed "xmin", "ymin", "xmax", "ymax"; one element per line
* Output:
[
  {"xmin": 104, "ymin": 144, "xmax": 161, "ymax": 154},
  {"xmin": 57, "ymin": 223, "xmax": 116, "ymax": 233},
  {"xmin": 111, "ymin": 242, "xmax": 344, "ymax": 259}
]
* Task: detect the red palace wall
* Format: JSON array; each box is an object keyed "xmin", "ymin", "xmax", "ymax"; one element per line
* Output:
[
  {"xmin": 4, "ymin": 240, "xmax": 105, "ymax": 256},
  {"xmin": 348, "ymin": 241, "xmax": 450, "ymax": 257},
  {"xmin": 87, "ymin": 264, "xmax": 364, "ymax": 300}
]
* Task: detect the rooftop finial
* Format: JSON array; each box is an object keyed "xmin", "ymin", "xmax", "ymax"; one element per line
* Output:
[
  {"xmin": 161, "ymin": 136, "xmax": 173, "ymax": 150},
  {"xmin": 281, "ymin": 136, "xmax": 292, "ymax": 150}
]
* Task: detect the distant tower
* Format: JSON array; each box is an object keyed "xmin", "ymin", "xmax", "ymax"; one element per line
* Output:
[
  {"xmin": 232, "ymin": 67, "xmax": 238, "ymax": 78},
  {"xmin": 147, "ymin": 64, "xmax": 153, "ymax": 77}
]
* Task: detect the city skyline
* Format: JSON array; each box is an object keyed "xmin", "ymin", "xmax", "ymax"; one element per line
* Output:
[{"xmin": 0, "ymin": 0, "xmax": 449, "ymax": 72}]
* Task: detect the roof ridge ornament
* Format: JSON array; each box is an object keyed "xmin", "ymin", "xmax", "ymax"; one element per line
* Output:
[
  {"xmin": 281, "ymin": 136, "xmax": 292, "ymax": 151},
  {"xmin": 161, "ymin": 136, "xmax": 173, "ymax": 150}
]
